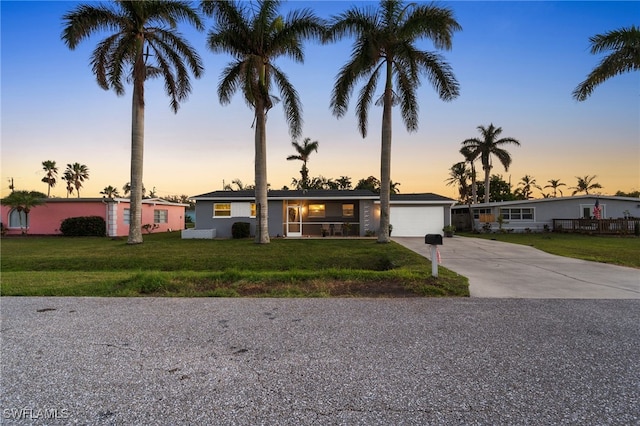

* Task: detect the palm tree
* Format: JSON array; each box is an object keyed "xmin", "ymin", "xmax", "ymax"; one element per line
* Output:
[
  {"xmin": 62, "ymin": 1, "xmax": 204, "ymax": 245},
  {"xmin": 573, "ymin": 25, "xmax": 640, "ymax": 101},
  {"xmin": 287, "ymin": 137, "xmax": 319, "ymax": 190},
  {"xmin": 570, "ymin": 175, "xmax": 603, "ymax": 195},
  {"xmin": 41, "ymin": 160, "xmax": 58, "ymax": 197},
  {"xmin": 326, "ymin": 0, "xmax": 460, "ymax": 243},
  {"xmin": 515, "ymin": 174, "xmax": 542, "ymax": 200},
  {"xmin": 445, "ymin": 162, "xmax": 471, "ymax": 203},
  {"xmin": 459, "ymin": 146, "xmax": 478, "ymax": 204},
  {"xmin": 101, "ymin": 185, "xmax": 120, "ymax": 198},
  {"xmin": 1, "ymin": 190, "xmax": 46, "ymax": 234},
  {"xmin": 461, "ymin": 124, "xmax": 521, "ymax": 204},
  {"xmin": 223, "ymin": 179, "xmax": 253, "ymax": 191},
  {"xmin": 62, "ymin": 171, "xmax": 75, "ymax": 198},
  {"xmin": 203, "ymin": 0, "xmax": 324, "ymax": 244},
  {"xmin": 64, "ymin": 163, "xmax": 89, "ymax": 198},
  {"xmin": 544, "ymin": 179, "xmax": 566, "ymax": 198},
  {"xmin": 335, "ymin": 176, "xmax": 353, "ymax": 190},
  {"xmin": 122, "ymin": 182, "xmax": 147, "ymax": 198}
]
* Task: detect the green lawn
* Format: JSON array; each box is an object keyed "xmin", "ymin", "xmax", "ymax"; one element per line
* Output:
[
  {"xmin": 460, "ymin": 232, "xmax": 640, "ymax": 268},
  {"xmin": 0, "ymin": 232, "xmax": 469, "ymax": 297}
]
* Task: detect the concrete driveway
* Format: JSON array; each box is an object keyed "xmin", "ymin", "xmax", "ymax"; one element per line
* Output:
[{"xmin": 393, "ymin": 236, "xmax": 640, "ymax": 298}]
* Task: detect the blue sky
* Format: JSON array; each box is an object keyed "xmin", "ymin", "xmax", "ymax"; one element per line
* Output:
[{"xmin": 1, "ymin": 1, "xmax": 638, "ymax": 200}]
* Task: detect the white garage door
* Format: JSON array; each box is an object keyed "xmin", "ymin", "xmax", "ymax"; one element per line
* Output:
[{"xmin": 390, "ymin": 206, "xmax": 444, "ymax": 237}]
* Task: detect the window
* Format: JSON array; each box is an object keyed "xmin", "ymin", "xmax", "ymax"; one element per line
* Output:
[
  {"xmin": 342, "ymin": 204, "xmax": 354, "ymax": 217},
  {"xmin": 214, "ymin": 203, "xmax": 231, "ymax": 217},
  {"xmin": 250, "ymin": 203, "xmax": 256, "ymax": 217},
  {"xmin": 154, "ymin": 209, "xmax": 168, "ymax": 224},
  {"xmin": 123, "ymin": 208, "xmax": 130, "ymax": 225},
  {"xmin": 308, "ymin": 204, "xmax": 325, "ymax": 218},
  {"xmin": 473, "ymin": 208, "xmax": 492, "ymax": 219},
  {"xmin": 500, "ymin": 208, "xmax": 534, "ymax": 221},
  {"xmin": 8, "ymin": 209, "xmax": 28, "ymax": 228}
]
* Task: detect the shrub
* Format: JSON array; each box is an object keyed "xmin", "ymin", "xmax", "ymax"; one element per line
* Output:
[
  {"xmin": 231, "ymin": 222, "xmax": 251, "ymax": 239},
  {"xmin": 60, "ymin": 216, "xmax": 106, "ymax": 237}
]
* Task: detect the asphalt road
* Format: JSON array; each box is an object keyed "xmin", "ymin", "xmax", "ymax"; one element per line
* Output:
[
  {"xmin": 1, "ymin": 297, "xmax": 639, "ymax": 425},
  {"xmin": 393, "ymin": 236, "xmax": 640, "ymax": 298}
]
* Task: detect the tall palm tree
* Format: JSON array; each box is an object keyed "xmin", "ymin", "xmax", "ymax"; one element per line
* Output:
[
  {"xmin": 203, "ymin": 0, "xmax": 324, "ymax": 244},
  {"xmin": 570, "ymin": 175, "xmax": 603, "ymax": 195},
  {"xmin": 41, "ymin": 160, "xmax": 58, "ymax": 197},
  {"xmin": 445, "ymin": 161, "xmax": 471, "ymax": 203},
  {"xmin": 544, "ymin": 178, "xmax": 566, "ymax": 198},
  {"xmin": 461, "ymin": 124, "xmax": 521, "ymax": 204},
  {"xmin": 62, "ymin": 1, "xmax": 204, "ymax": 245},
  {"xmin": 1, "ymin": 190, "xmax": 46, "ymax": 234},
  {"xmin": 573, "ymin": 25, "xmax": 640, "ymax": 101},
  {"xmin": 326, "ymin": 0, "xmax": 460, "ymax": 243},
  {"xmin": 64, "ymin": 163, "xmax": 89, "ymax": 198},
  {"xmin": 62, "ymin": 170, "xmax": 75, "ymax": 198},
  {"xmin": 287, "ymin": 137, "xmax": 319, "ymax": 189},
  {"xmin": 101, "ymin": 185, "xmax": 120, "ymax": 198}
]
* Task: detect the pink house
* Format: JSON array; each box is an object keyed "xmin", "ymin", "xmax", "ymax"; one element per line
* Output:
[{"xmin": 1, "ymin": 198, "xmax": 188, "ymax": 237}]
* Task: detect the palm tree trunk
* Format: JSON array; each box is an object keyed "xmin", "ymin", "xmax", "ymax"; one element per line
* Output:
[
  {"xmin": 483, "ymin": 167, "xmax": 491, "ymax": 204},
  {"xmin": 378, "ymin": 61, "xmax": 393, "ymax": 243},
  {"xmin": 128, "ymin": 44, "xmax": 145, "ymax": 245},
  {"xmin": 254, "ymin": 102, "xmax": 270, "ymax": 244}
]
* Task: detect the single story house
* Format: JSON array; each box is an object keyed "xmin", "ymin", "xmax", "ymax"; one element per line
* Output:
[
  {"xmin": 188, "ymin": 189, "xmax": 456, "ymax": 238},
  {"xmin": 451, "ymin": 195, "xmax": 640, "ymax": 232},
  {"xmin": 1, "ymin": 197, "xmax": 188, "ymax": 237}
]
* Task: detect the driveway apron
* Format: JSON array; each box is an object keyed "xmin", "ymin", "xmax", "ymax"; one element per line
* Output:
[{"xmin": 393, "ymin": 236, "xmax": 640, "ymax": 298}]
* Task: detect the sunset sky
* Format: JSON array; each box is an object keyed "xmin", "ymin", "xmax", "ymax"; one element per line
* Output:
[{"xmin": 1, "ymin": 1, "xmax": 638, "ymax": 201}]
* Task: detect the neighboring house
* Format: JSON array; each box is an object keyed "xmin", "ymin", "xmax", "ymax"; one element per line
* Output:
[
  {"xmin": 188, "ymin": 189, "xmax": 455, "ymax": 238},
  {"xmin": 0, "ymin": 197, "xmax": 188, "ymax": 237},
  {"xmin": 451, "ymin": 195, "xmax": 640, "ymax": 232}
]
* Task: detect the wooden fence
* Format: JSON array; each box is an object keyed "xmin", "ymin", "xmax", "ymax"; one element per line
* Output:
[{"xmin": 553, "ymin": 219, "xmax": 640, "ymax": 234}]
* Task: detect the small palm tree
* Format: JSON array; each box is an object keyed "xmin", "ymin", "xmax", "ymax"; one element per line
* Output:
[
  {"xmin": 62, "ymin": 0, "xmax": 204, "ymax": 244},
  {"xmin": 326, "ymin": 0, "xmax": 461, "ymax": 243},
  {"xmin": 461, "ymin": 124, "xmax": 521, "ymax": 204},
  {"xmin": 62, "ymin": 171, "xmax": 75, "ymax": 198},
  {"xmin": 65, "ymin": 163, "xmax": 89, "ymax": 198},
  {"xmin": 570, "ymin": 175, "xmax": 603, "ymax": 195},
  {"xmin": 459, "ymin": 146, "xmax": 478, "ymax": 203},
  {"xmin": 1, "ymin": 190, "xmax": 46, "ymax": 234},
  {"xmin": 203, "ymin": 0, "xmax": 324, "ymax": 244},
  {"xmin": 515, "ymin": 175, "xmax": 542, "ymax": 200},
  {"xmin": 101, "ymin": 186, "xmax": 120, "ymax": 198},
  {"xmin": 544, "ymin": 179, "xmax": 566, "ymax": 198},
  {"xmin": 445, "ymin": 162, "xmax": 471, "ymax": 203},
  {"xmin": 223, "ymin": 179, "xmax": 253, "ymax": 191},
  {"xmin": 335, "ymin": 176, "xmax": 353, "ymax": 190},
  {"xmin": 41, "ymin": 160, "xmax": 58, "ymax": 197},
  {"xmin": 287, "ymin": 137, "xmax": 319, "ymax": 190},
  {"xmin": 573, "ymin": 25, "xmax": 640, "ymax": 101},
  {"xmin": 122, "ymin": 182, "xmax": 146, "ymax": 198}
]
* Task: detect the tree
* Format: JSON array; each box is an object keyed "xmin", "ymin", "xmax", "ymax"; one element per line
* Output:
[
  {"xmin": 41, "ymin": 160, "xmax": 58, "ymax": 197},
  {"xmin": 514, "ymin": 175, "xmax": 541, "ymax": 200},
  {"xmin": 101, "ymin": 185, "xmax": 120, "ymax": 198},
  {"xmin": 573, "ymin": 25, "xmax": 640, "ymax": 101},
  {"xmin": 445, "ymin": 162, "xmax": 471, "ymax": 203},
  {"xmin": 223, "ymin": 179, "xmax": 253, "ymax": 191},
  {"xmin": 335, "ymin": 176, "xmax": 353, "ymax": 190},
  {"xmin": 615, "ymin": 190, "xmax": 640, "ymax": 198},
  {"xmin": 287, "ymin": 137, "xmax": 319, "ymax": 190},
  {"xmin": 203, "ymin": 0, "xmax": 323, "ymax": 244},
  {"xmin": 460, "ymin": 146, "xmax": 478, "ymax": 204},
  {"xmin": 570, "ymin": 175, "xmax": 603, "ymax": 195},
  {"xmin": 326, "ymin": 0, "xmax": 460, "ymax": 243},
  {"xmin": 355, "ymin": 176, "xmax": 381, "ymax": 193},
  {"xmin": 62, "ymin": 171, "xmax": 74, "ymax": 198},
  {"xmin": 476, "ymin": 175, "xmax": 516, "ymax": 203},
  {"xmin": 62, "ymin": 1, "xmax": 204, "ymax": 244},
  {"xmin": 461, "ymin": 124, "xmax": 520, "ymax": 204},
  {"xmin": 1, "ymin": 190, "xmax": 46, "ymax": 234},
  {"xmin": 122, "ymin": 182, "xmax": 146, "ymax": 198},
  {"xmin": 544, "ymin": 179, "xmax": 566, "ymax": 198},
  {"xmin": 64, "ymin": 163, "xmax": 89, "ymax": 198}
]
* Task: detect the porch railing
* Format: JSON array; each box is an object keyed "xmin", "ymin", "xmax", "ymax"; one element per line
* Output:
[{"xmin": 553, "ymin": 218, "xmax": 640, "ymax": 234}]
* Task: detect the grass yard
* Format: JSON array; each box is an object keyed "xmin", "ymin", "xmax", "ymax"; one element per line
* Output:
[
  {"xmin": 0, "ymin": 232, "xmax": 469, "ymax": 297},
  {"xmin": 460, "ymin": 232, "xmax": 640, "ymax": 268}
]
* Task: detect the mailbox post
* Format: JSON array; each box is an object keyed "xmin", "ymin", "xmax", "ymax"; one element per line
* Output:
[{"xmin": 425, "ymin": 234, "xmax": 443, "ymax": 277}]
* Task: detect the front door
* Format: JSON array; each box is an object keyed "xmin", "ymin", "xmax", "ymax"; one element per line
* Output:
[{"xmin": 287, "ymin": 205, "xmax": 302, "ymax": 237}]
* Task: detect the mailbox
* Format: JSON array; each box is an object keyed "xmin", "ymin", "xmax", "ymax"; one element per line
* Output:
[{"xmin": 425, "ymin": 234, "xmax": 443, "ymax": 245}]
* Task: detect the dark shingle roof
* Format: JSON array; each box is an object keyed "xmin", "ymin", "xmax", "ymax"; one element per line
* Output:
[{"xmin": 192, "ymin": 189, "xmax": 455, "ymax": 203}]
